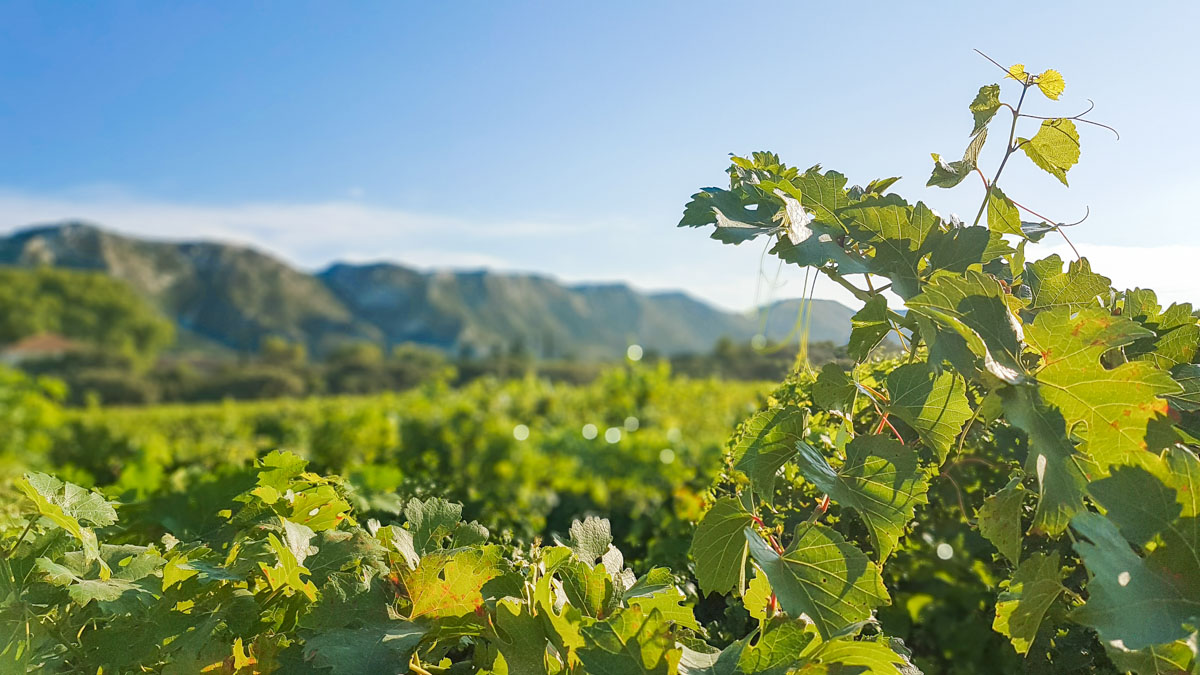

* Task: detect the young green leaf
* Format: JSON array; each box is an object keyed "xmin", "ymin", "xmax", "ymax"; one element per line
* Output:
[
  {"xmin": 690, "ymin": 498, "xmax": 754, "ymax": 596},
  {"xmin": 986, "ymin": 187, "xmax": 1023, "ymax": 237},
  {"xmin": 1023, "ymin": 255, "xmax": 1112, "ymax": 312},
  {"xmin": 490, "ymin": 597, "xmax": 551, "ymax": 674},
  {"xmin": 745, "ymin": 523, "xmax": 889, "ymax": 640},
  {"xmin": 793, "ymin": 436, "xmax": 929, "ymax": 560},
  {"xmin": 731, "ymin": 407, "xmax": 806, "ymax": 504},
  {"xmin": 567, "ymin": 515, "xmax": 614, "ymax": 565},
  {"xmin": 992, "ymin": 552, "xmax": 1066, "ymax": 655},
  {"xmin": 735, "ymin": 617, "xmax": 816, "ymax": 674},
  {"xmin": 969, "ymin": 84, "xmax": 1002, "ymax": 136},
  {"xmin": 977, "ymin": 476, "xmax": 1026, "ymax": 564},
  {"xmin": 847, "ymin": 295, "xmax": 892, "ymax": 362},
  {"xmin": 886, "ymin": 363, "xmax": 973, "ymax": 462},
  {"xmin": 1018, "ymin": 119, "xmax": 1080, "ymax": 186},
  {"xmin": 578, "ymin": 606, "xmax": 681, "ymax": 675},
  {"xmin": 1035, "ymin": 69, "xmax": 1065, "ymax": 100}
]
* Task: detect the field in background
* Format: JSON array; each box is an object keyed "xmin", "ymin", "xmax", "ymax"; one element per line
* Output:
[{"xmin": 2, "ymin": 363, "xmax": 768, "ymax": 573}]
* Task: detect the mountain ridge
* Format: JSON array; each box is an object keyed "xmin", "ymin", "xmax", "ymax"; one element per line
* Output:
[{"xmin": 0, "ymin": 221, "xmax": 859, "ymax": 359}]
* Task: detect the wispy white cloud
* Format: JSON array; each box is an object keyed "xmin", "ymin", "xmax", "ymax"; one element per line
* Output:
[{"xmin": 0, "ymin": 188, "xmax": 581, "ymax": 271}]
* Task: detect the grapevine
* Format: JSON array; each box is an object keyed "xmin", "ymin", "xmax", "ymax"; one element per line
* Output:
[{"xmin": 681, "ymin": 56, "xmax": 1200, "ymax": 673}]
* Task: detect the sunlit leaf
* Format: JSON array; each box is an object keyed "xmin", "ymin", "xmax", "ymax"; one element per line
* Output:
[
  {"xmin": 1018, "ymin": 119, "xmax": 1080, "ymax": 186},
  {"xmin": 745, "ymin": 523, "xmax": 889, "ymax": 640}
]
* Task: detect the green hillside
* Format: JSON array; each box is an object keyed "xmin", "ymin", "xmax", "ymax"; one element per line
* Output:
[
  {"xmin": 0, "ymin": 222, "xmax": 858, "ymax": 358},
  {"xmin": 0, "ymin": 266, "xmax": 174, "ymax": 360}
]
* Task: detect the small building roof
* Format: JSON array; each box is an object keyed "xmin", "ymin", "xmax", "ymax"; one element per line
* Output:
[{"xmin": 1, "ymin": 333, "xmax": 81, "ymax": 357}]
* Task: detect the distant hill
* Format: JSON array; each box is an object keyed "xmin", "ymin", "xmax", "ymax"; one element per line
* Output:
[{"xmin": 0, "ymin": 222, "xmax": 860, "ymax": 359}]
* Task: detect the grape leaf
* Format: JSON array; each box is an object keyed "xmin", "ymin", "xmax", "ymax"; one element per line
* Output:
[
  {"xmin": 559, "ymin": 559, "xmax": 616, "ymax": 619},
  {"xmin": 401, "ymin": 548, "xmax": 501, "ymax": 620},
  {"xmin": 732, "ymin": 407, "xmax": 806, "ymax": 504},
  {"xmin": 1071, "ymin": 513, "xmax": 1200, "ymax": 650},
  {"xmin": 847, "ymin": 295, "xmax": 892, "ymax": 361},
  {"xmin": 1123, "ymin": 291, "xmax": 1200, "ymax": 368},
  {"xmin": 794, "ymin": 168, "xmax": 852, "ymax": 228},
  {"xmin": 885, "ymin": 362, "xmax": 973, "ymax": 462},
  {"xmin": 578, "ymin": 607, "xmax": 681, "ymax": 675},
  {"xmin": 491, "ymin": 597, "xmax": 550, "ymax": 674},
  {"xmin": 35, "ymin": 558, "xmax": 153, "ymax": 607},
  {"xmin": 679, "ymin": 187, "xmax": 779, "ymax": 244},
  {"xmin": 677, "ymin": 642, "xmax": 744, "ymax": 675},
  {"xmin": 744, "ymin": 569, "xmax": 773, "ymax": 626},
  {"xmin": 1018, "ymin": 119, "xmax": 1080, "ymax": 186},
  {"xmin": 906, "ymin": 270, "xmax": 1025, "ymax": 383},
  {"xmin": 1026, "ymin": 308, "xmax": 1181, "ymax": 468},
  {"xmin": 259, "ymin": 531, "xmax": 317, "ymax": 601},
  {"xmin": 302, "ymin": 621, "xmax": 426, "ymax": 675},
  {"xmin": 1024, "ymin": 255, "xmax": 1112, "ymax": 312},
  {"xmin": 969, "ymin": 84, "xmax": 1002, "ymax": 135},
  {"xmin": 745, "ymin": 523, "xmax": 889, "ymax": 640},
  {"xmin": 567, "ymin": 516, "xmax": 614, "ymax": 565},
  {"xmin": 793, "ymin": 436, "xmax": 929, "ymax": 560},
  {"xmin": 736, "ymin": 617, "xmax": 815, "ymax": 675},
  {"xmin": 866, "ymin": 176, "xmax": 902, "ymax": 194},
  {"xmin": 256, "ymin": 450, "xmax": 309, "ymax": 493},
  {"xmin": 927, "ymin": 152, "xmax": 974, "ymax": 189},
  {"xmin": 1000, "ymin": 386, "xmax": 1095, "ymax": 535},
  {"xmin": 1036, "ymin": 69, "xmax": 1065, "ymax": 100},
  {"xmin": 404, "ymin": 496, "xmax": 463, "ymax": 555},
  {"xmin": 534, "ymin": 571, "xmax": 587, "ymax": 657},
  {"xmin": 977, "ymin": 476, "xmax": 1026, "ymax": 563},
  {"xmin": 839, "ymin": 195, "xmax": 938, "ymax": 298},
  {"xmin": 986, "ymin": 187, "xmax": 1023, "ymax": 237},
  {"xmin": 1088, "ymin": 465, "xmax": 1181, "ymax": 546},
  {"xmin": 1105, "ymin": 640, "xmax": 1195, "ymax": 675},
  {"xmin": 927, "ymin": 225, "xmax": 992, "ymax": 274},
  {"xmin": 992, "ymin": 552, "xmax": 1066, "ymax": 655},
  {"xmin": 813, "ymin": 364, "xmax": 856, "ymax": 415},
  {"xmin": 18, "ymin": 472, "xmax": 117, "ymax": 530},
  {"xmin": 1165, "ymin": 446, "xmax": 1200, "ymax": 518},
  {"xmin": 628, "ymin": 585, "xmax": 701, "ymax": 632},
  {"xmin": 806, "ymin": 637, "xmax": 921, "ymax": 674},
  {"xmin": 1169, "ymin": 364, "xmax": 1200, "ymax": 414},
  {"xmin": 769, "ymin": 189, "xmax": 867, "ymax": 273},
  {"xmin": 690, "ymin": 498, "xmax": 754, "ymax": 596}
]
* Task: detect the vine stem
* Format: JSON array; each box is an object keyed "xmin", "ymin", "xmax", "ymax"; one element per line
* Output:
[
  {"xmin": 971, "ymin": 81, "xmax": 1032, "ymax": 229},
  {"xmin": 971, "ymin": 168, "xmax": 1083, "ymax": 260},
  {"xmin": 824, "ymin": 269, "xmax": 874, "ymax": 304},
  {"xmin": 2, "ymin": 517, "xmax": 36, "ymax": 559}
]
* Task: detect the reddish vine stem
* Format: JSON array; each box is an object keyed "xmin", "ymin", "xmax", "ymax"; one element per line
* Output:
[{"xmin": 970, "ymin": 135, "xmax": 1083, "ymax": 260}]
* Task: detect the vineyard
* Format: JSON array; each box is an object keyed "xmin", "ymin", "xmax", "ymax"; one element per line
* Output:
[{"xmin": 2, "ymin": 60, "xmax": 1199, "ymax": 674}]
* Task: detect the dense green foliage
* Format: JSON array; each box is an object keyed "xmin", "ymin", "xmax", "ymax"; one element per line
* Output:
[
  {"xmin": 0, "ymin": 364, "xmax": 769, "ymax": 672},
  {"xmin": 0, "ymin": 266, "xmax": 175, "ymax": 361},
  {"xmin": 2, "ymin": 60, "xmax": 1198, "ymax": 674},
  {"xmin": 677, "ymin": 61, "xmax": 1200, "ymax": 673},
  {"xmin": 23, "ymin": 333, "xmax": 843, "ymax": 406}
]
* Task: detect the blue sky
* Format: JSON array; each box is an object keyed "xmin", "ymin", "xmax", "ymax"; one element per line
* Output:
[{"xmin": 0, "ymin": 2, "xmax": 1196, "ymax": 310}]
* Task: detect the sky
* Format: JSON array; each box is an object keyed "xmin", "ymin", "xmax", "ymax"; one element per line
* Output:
[{"xmin": 0, "ymin": 2, "xmax": 1196, "ymax": 311}]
